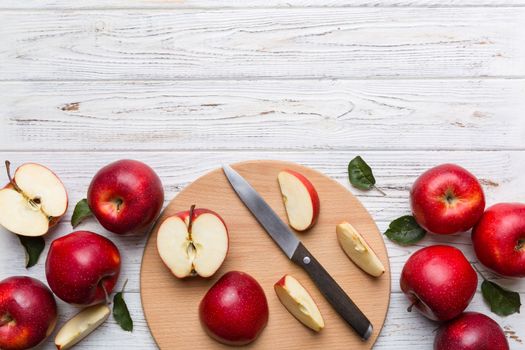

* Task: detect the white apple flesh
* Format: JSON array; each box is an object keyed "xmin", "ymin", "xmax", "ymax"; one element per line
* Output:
[
  {"xmin": 54, "ymin": 303, "xmax": 110, "ymax": 350},
  {"xmin": 336, "ymin": 222, "xmax": 385, "ymax": 277},
  {"xmin": 277, "ymin": 170, "xmax": 320, "ymax": 231},
  {"xmin": 157, "ymin": 208, "xmax": 228, "ymax": 278},
  {"xmin": 0, "ymin": 162, "xmax": 68, "ymax": 237},
  {"xmin": 274, "ymin": 275, "xmax": 325, "ymax": 332}
]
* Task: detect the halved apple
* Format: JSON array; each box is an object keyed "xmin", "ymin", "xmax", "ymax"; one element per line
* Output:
[
  {"xmin": 274, "ymin": 275, "xmax": 324, "ymax": 332},
  {"xmin": 277, "ymin": 170, "xmax": 320, "ymax": 231},
  {"xmin": 336, "ymin": 222, "xmax": 385, "ymax": 277},
  {"xmin": 0, "ymin": 161, "xmax": 68, "ymax": 237},
  {"xmin": 157, "ymin": 207, "xmax": 228, "ymax": 278},
  {"xmin": 55, "ymin": 303, "xmax": 110, "ymax": 350}
]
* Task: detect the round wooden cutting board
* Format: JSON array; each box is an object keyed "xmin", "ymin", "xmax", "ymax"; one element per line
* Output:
[{"xmin": 140, "ymin": 160, "xmax": 391, "ymax": 350}]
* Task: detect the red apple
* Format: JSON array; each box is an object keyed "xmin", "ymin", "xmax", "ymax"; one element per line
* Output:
[
  {"xmin": 157, "ymin": 207, "xmax": 228, "ymax": 278},
  {"xmin": 199, "ymin": 271, "xmax": 269, "ymax": 345},
  {"xmin": 0, "ymin": 162, "xmax": 68, "ymax": 237},
  {"xmin": 410, "ymin": 164, "xmax": 485, "ymax": 235},
  {"xmin": 472, "ymin": 203, "xmax": 525, "ymax": 277},
  {"xmin": 400, "ymin": 245, "xmax": 477, "ymax": 321},
  {"xmin": 46, "ymin": 231, "xmax": 121, "ymax": 305},
  {"xmin": 0, "ymin": 276, "xmax": 57, "ymax": 350},
  {"xmin": 87, "ymin": 159, "xmax": 164, "ymax": 235},
  {"xmin": 277, "ymin": 169, "xmax": 320, "ymax": 231},
  {"xmin": 434, "ymin": 312, "xmax": 509, "ymax": 350}
]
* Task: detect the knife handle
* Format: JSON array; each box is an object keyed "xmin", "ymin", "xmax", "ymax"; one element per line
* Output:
[{"xmin": 291, "ymin": 242, "xmax": 373, "ymax": 340}]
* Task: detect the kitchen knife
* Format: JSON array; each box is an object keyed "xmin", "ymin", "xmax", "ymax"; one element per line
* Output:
[{"xmin": 222, "ymin": 165, "xmax": 373, "ymax": 340}]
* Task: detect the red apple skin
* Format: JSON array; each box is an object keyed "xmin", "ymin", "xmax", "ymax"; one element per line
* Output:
[
  {"xmin": 281, "ymin": 169, "xmax": 320, "ymax": 230},
  {"xmin": 0, "ymin": 276, "xmax": 57, "ymax": 350},
  {"xmin": 410, "ymin": 164, "xmax": 485, "ymax": 235},
  {"xmin": 400, "ymin": 245, "xmax": 477, "ymax": 321},
  {"xmin": 472, "ymin": 203, "xmax": 525, "ymax": 277},
  {"xmin": 434, "ymin": 312, "xmax": 509, "ymax": 350},
  {"xmin": 87, "ymin": 159, "xmax": 164, "ymax": 235},
  {"xmin": 45, "ymin": 231, "xmax": 121, "ymax": 305},
  {"xmin": 176, "ymin": 208, "xmax": 228, "ymax": 229},
  {"xmin": 199, "ymin": 271, "xmax": 269, "ymax": 346}
]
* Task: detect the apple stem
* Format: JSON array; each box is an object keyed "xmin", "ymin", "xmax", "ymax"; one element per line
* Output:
[
  {"xmin": 4, "ymin": 161, "xmax": 22, "ymax": 193},
  {"xmin": 120, "ymin": 278, "xmax": 129, "ymax": 294},
  {"xmin": 373, "ymin": 185, "xmax": 387, "ymax": 196},
  {"xmin": 188, "ymin": 204, "xmax": 196, "ymax": 233},
  {"xmin": 472, "ymin": 263, "xmax": 488, "ymax": 281},
  {"xmin": 407, "ymin": 300, "xmax": 418, "ymax": 313},
  {"xmin": 101, "ymin": 283, "xmax": 111, "ymax": 306},
  {"xmin": 516, "ymin": 239, "xmax": 525, "ymax": 252},
  {"xmin": 0, "ymin": 314, "xmax": 13, "ymax": 327}
]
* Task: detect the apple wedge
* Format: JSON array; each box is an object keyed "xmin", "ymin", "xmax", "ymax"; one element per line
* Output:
[
  {"xmin": 54, "ymin": 303, "xmax": 110, "ymax": 350},
  {"xmin": 277, "ymin": 170, "xmax": 320, "ymax": 231},
  {"xmin": 274, "ymin": 275, "xmax": 324, "ymax": 332},
  {"xmin": 157, "ymin": 207, "xmax": 228, "ymax": 278},
  {"xmin": 0, "ymin": 161, "xmax": 68, "ymax": 237},
  {"xmin": 336, "ymin": 222, "xmax": 385, "ymax": 277}
]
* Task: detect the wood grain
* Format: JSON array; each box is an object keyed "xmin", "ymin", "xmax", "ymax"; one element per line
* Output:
[
  {"xmin": 1, "ymin": 8, "xmax": 524, "ymax": 80},
  {"xmin": 0, "ymin": 151, "xmax": 523, "ymax": 348},
  {"xmin": 2, "ymin": 80, "xmax": 524, "ymax": 151},
  {"xmin": 2, "ymin": 1, "xmax": 525, "ymax": 9},
  {"xmin": 141, "ymin": 160, "xmax": 390, "ymax": 349}
]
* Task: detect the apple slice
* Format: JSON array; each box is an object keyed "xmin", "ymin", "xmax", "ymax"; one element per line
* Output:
[
  {"xmin": 274, "ymin": 275, "xmax": 324, "ymax": 332},
  {"xmin": 54, "ymin": 303, "xmax": 110, "ymax": 350},
  {"xmin": 0, "ymin": 162, "xmax": 68, "ymax": 237},
  {"xmin": 277, "ymin": 170, "xmax": 320, "ymax": 231},
  {"xmin": 336, "ymin": 222, "xmax": 385, "ymax": 277},
  {"xmin": 157, "ymin": 207, "xmax": 228, "ymax": 278}
]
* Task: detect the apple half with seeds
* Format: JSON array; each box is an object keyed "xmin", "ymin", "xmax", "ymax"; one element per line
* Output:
[
  {"xmin": 277, "ymin": 170, "xmax": 320, "ymax": 231},
  {"xmin": 157, "ymin": 206, "xmax": 228, "ymax": 278},
  {"xmin": 274, "ymin": 274, "xmax": 325, "ymax": 332},
  {"xmin": 55, "ymin": 303, "xmax": 110, "ymax": 350},
  {"xmin": 0, "ymin": 161, "xmax": 68, "ymax": 237},
  {"xmin": 336, "ymin": 222, "xmax": 385, "ymax": 277}
]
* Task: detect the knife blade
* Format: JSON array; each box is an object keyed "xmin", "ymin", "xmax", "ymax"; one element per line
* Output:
[{"xmin": 222, "ymin": 164, "xmax": 373, "ymax": 340}]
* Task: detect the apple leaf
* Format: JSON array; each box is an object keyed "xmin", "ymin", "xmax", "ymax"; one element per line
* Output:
[
  {"xmin": 72, "ymin": 198, "xmax": 92, "ymax": 228},
  {"xmin": 18, "ymin": 235, "xmax": 45, "ymax": 268},
  {"xmin": 113, "ymin": 283, "xmax": 133, "ymax": 332},
  {"xmin": 348, "ymin": 156, "xmax": 385, "ymax": 195},
  {"xmin": 481, "ymin": 280, "xmax": 521, "ymax": 316},
  {"xmin": 384, "ymin": 215, "xmax": 426, "ymax": 246}
]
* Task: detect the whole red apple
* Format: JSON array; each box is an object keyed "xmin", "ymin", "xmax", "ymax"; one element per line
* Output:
[
  {"xmin": 434, "ymin": 312, "xmax": 509, "ymax": 350},
  {"xmin": 400, "ymin": 245, "xmax": 477, "ymax": 321},
  {"xmin": 472, "ymin": 203, "xmax": 525, "ymax": 277},
  {"xmin": 88, "ymin": 159, "xmax": 164, "ymax": 234},
  {"xmin": 410, "ymin": 164, "xmax": 485, "ymax": 235},
  {"xmin": 0, "ymin": 276, "xmax": 57, "ymax": 350},
  {"xmin": 199, "ymin": 271, "xmax": 269, "ymax": 345},
  {"xmin": 46, "ymin": 231, "xmax": 121, "ymax": 305}
]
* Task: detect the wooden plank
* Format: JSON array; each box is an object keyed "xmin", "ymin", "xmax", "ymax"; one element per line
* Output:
[
  {"xmin": 0, "ymin": 150, "xmax": 522, "ymax": 223},
  {"xmin": 2, "ymin": 0, "xmax": 525, "ymax": 9},
  {"xmin": 0, "ymin": 152, "xmax": 523, "ymax": 348},
  {"xmin": 1, "ymin": 8, "xmax": 524, "ymax": 80},
  {"xmin": 0, "ymin": 150, "xmax": 523, "ymax": 290},
  {"xmin": 4, "ymin": 291, "xmax": 523, "ymax": 349},
  {"xmin": 2, "ymin": 80, "xmax": 524, "ymax": 151}
]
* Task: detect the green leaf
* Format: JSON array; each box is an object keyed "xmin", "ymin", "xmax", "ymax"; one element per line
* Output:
[
  {"xmin": 348, "ymin": 156, "xmax": 385, "ymax": 195},
  {"xmin": 481, "ymin": 280, "xmax": 521, "ymax": 316},
  {"xmin": 17, "ymin": 235, "xmax": 45, "ymax": 268},
  {"xmin": 72, "ymin": 198, "xmax": 92, "ymax": 228},
  {"xmin": 113, "ymin": 287, "xmax": 133, "ymax": 332},
  {"xmin": 384, "ymin": 215, "xmax": 426, "ymax": 246}
]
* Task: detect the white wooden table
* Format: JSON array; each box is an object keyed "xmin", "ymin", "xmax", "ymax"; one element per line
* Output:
[{"xmin": 1, "ymin": 1, "xmax": 524, "ymax": 349}]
